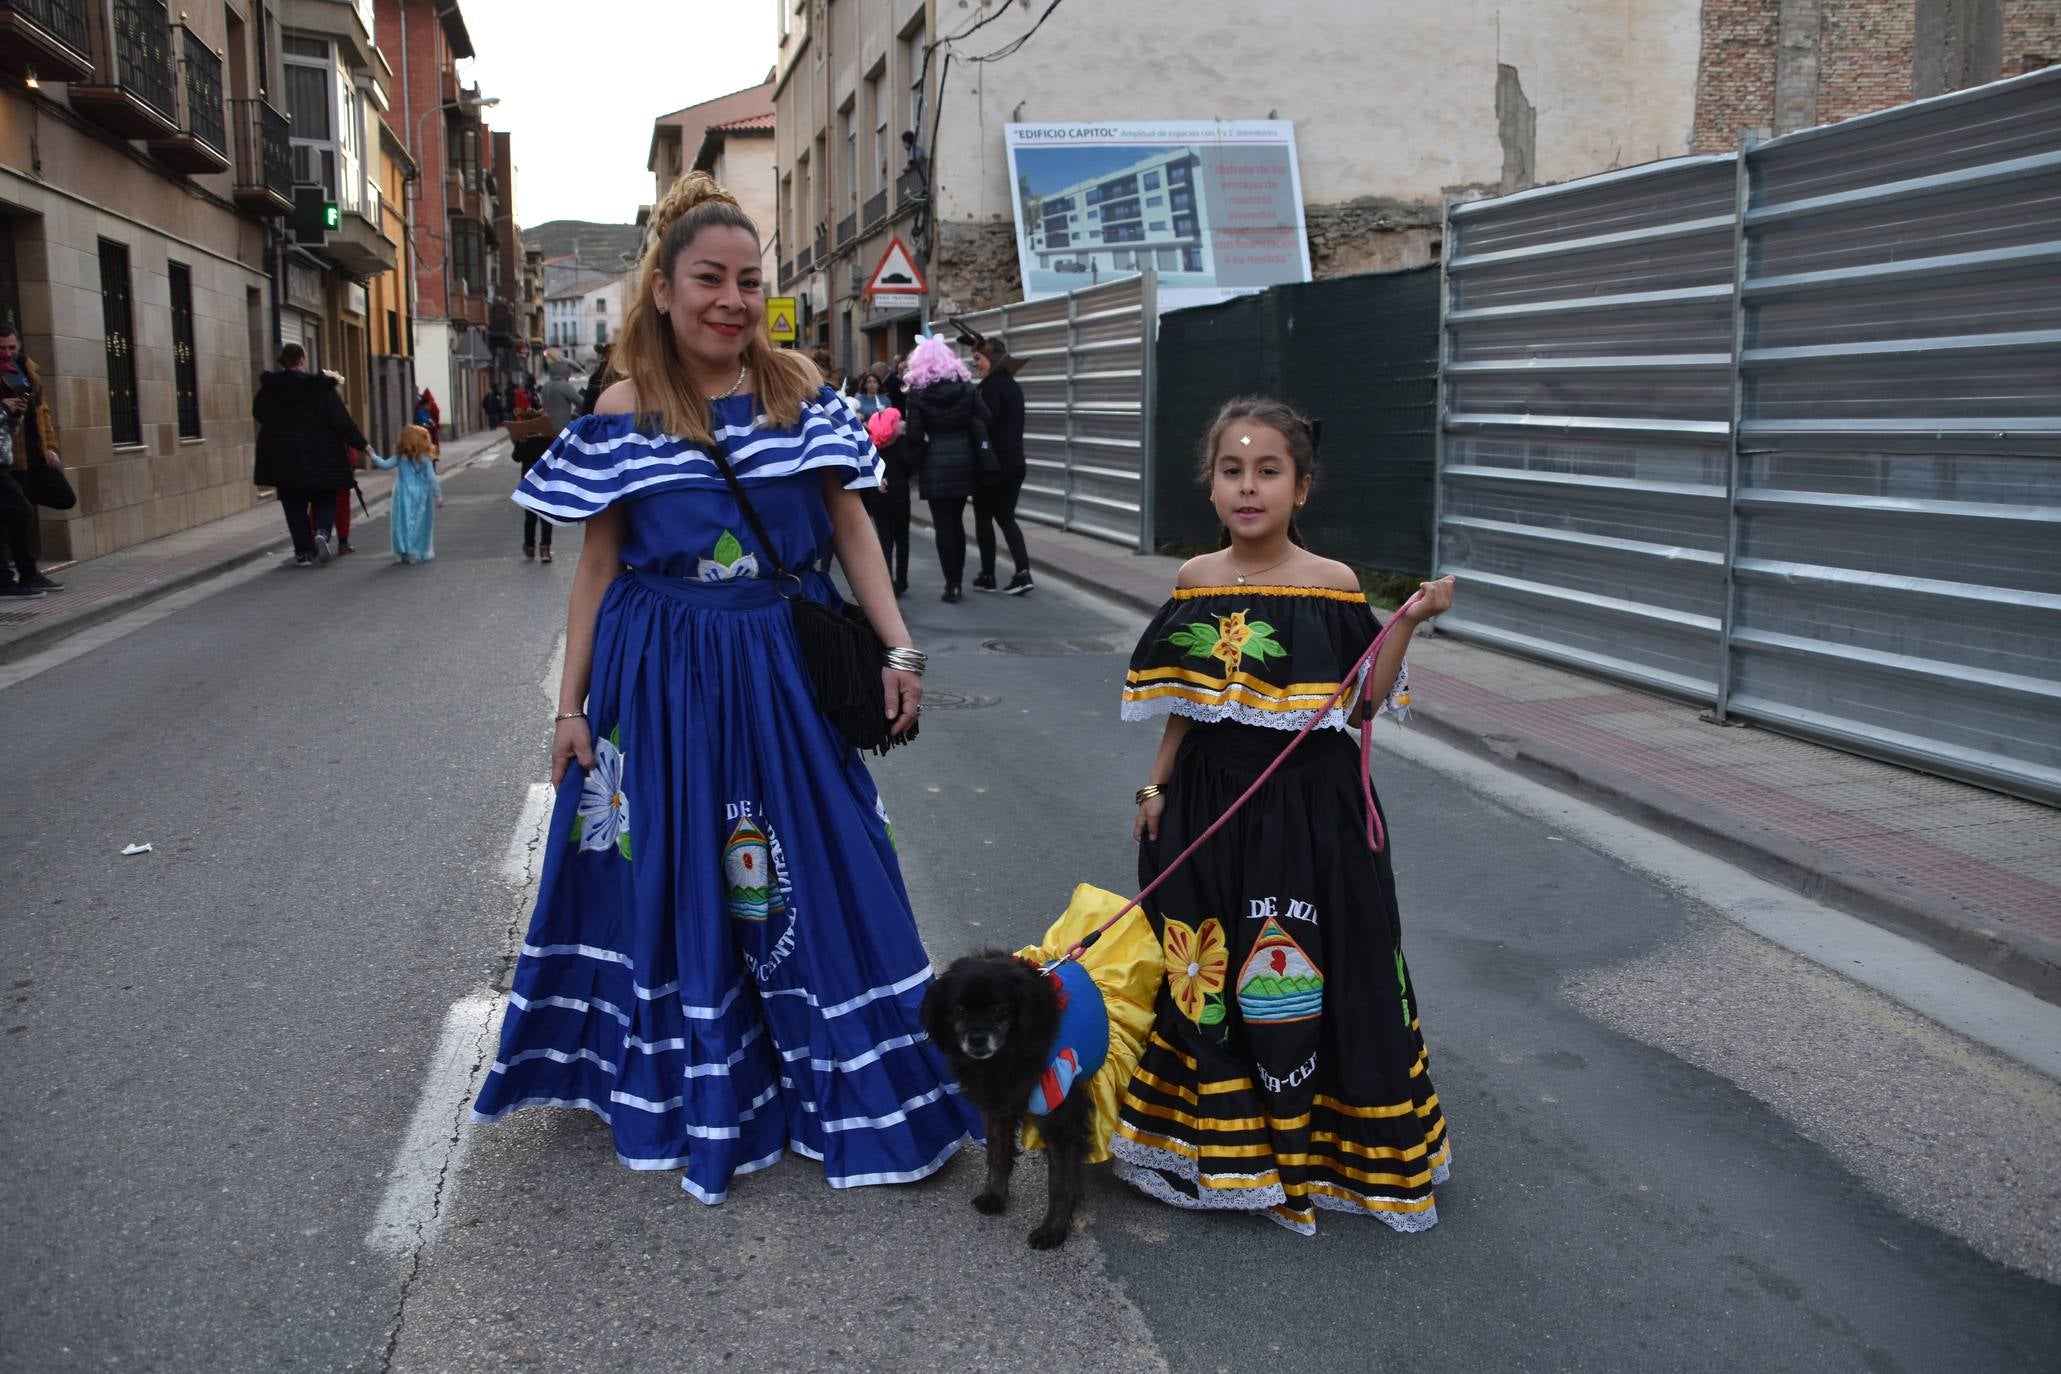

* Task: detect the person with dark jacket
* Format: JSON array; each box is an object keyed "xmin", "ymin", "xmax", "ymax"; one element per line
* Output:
[
  {"xmin": 0, "ymin": 320, "xmax": 67, "ymax": 596},
  {"xmin": 971, "ymin": 338, "xmax": 1033, "ymax": 594},
  {"xmin": 898, "ymin": 336, "xmax": 993, "ymax": 602},
  {"xmin": 253, "ymin": 342, "xmax": 370, "ymax": 566}
]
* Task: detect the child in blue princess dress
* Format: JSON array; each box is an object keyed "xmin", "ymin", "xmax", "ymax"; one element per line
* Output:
[{"xmin": 368, "ymin": 423, "xmax": 444, "ymax": 563}]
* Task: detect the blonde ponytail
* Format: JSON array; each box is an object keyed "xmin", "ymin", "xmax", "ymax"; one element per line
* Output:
[{"xmin": 615, "ymin": 171, "xmax": 818, "ymax": 445}]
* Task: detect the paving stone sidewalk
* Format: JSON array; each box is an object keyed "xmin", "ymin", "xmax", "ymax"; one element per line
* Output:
[
  {"xmin": 0, "ymin": 427, "xmax": 511, "ymax": 663},
  {"xmin": 1003, "ymin": 519, "xmax": 2061, "ymax": 1003}
]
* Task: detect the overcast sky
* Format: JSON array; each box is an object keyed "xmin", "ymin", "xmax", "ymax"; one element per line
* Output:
[{"xmin": 458, "ymin": 0, "xmax": 779, "ymax": 229}]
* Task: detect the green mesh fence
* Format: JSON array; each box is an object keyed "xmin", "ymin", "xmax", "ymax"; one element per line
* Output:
[{"xmin": 1151, "ymin": 265, "xmax": 1439, "ymax": 574}]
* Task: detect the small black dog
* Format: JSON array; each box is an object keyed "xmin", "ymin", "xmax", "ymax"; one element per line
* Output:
[{"xmin": 922, "ymin": 951, "xmax": 1094, "ymax": 1249}]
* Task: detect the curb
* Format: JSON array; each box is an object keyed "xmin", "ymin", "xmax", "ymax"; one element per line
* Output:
[
  {"xmin": 1034, "ymin": 549, "xmax": 2061, "ymax": 1007},
  {"xmin": 1406, "ymin": 697, "xmax": 2061, "ymax": 1006},
  {"xmin": 0, "ymin": 435, "xmax": 510, "ymax": 667}
]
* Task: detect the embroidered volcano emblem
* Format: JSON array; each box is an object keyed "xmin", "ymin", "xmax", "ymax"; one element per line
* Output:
[
  {"xmin": 724, "ymin": 815, "xmax": 786, "ymax": 922},
  {"xmin": 1236, "ymin": 917, "xmax": 1324, "ymax": 1024}
]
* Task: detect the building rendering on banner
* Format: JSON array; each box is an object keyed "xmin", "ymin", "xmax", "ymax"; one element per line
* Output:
[
  {"xmin": 772, "ymin": 0, "xmax": 2058, "ymax": 370},
  {"xmin": 1020, "ymin": 150, "xmax": 1209, "ymax": 279}
]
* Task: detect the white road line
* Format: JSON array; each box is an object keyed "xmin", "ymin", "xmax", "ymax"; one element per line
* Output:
[
  {"xmin": 363, "ymin": 990, "xmax": 503, "ymax": 1257},
  {"xmin": 499, "ymin": 782, "xmax": 556, "ymax": 884},
  {"xmin": 0, "ymin": 556, "xmax": 280, "ymax": 694},
  {"xmin": 1373, "ymin": 725, "xmax": 2061, "ymax": 1082},
  {"xmin": 367, "ymin": 778, "xmax": 550, "ymax": 1257}
]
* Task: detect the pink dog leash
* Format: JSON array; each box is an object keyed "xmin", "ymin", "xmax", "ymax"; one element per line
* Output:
[{"xmin": 1058, "ymin": 592, "xmax": 1423, "ymax": 965}]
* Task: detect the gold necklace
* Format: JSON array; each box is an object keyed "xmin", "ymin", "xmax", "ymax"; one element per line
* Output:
[
  {"xmin": 708, "ymin": 364, "xmax": 747, "ymax": 400},
  {"xmin": 1230, "ymin": 549, "xmax": 1294, "ymax": 585}
]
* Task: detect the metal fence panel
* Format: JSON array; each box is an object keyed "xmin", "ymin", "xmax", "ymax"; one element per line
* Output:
[
  {"xmin": 1437, "ymin": 155, "xmax": 1740, "ymax": 699},
  {"xmin": 1434, "ymin": 65, "xmax": 2061, "ymax": 805},
  {"xmin": 1730, "ymin": 67, "xmax": 2061, "ymax": 803},
  {"xmin": 956, "ymin": 273, "xmax": 1154, "ymax": 549}
]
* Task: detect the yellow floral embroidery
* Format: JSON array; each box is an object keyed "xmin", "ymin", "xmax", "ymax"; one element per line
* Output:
[
  {"xmin": 1163, "ymin": 917, "xmax": 1230, "ymax": 1025},
  {"xmin": 1167, "ymin": 608, "xmax": 1286, "ymax": 675}
]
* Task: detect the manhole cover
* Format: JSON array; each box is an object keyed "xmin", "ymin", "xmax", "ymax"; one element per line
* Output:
[
  {"xmin": 980, "ymin": 636, "xmax": 1130, "ymax": 655},
  {"xmin": 921, "ymin": 689, "xmax": 999, "ymax": 710}
]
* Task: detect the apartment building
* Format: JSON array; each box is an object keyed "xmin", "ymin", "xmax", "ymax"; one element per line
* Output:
[
  {"xmin": 543, "ymin": 272, "xmax": 625, "ymax": 367},
  {"xmin": 3, "ymin": 0, "xmax": 296, "ymax": 559},
  {"xmin": 771, "ymin": 0, "xmax": 930, "ymax": 367},
  {"xmin": 1022, "ymin": 148, "xmax": 1208, "ymax": 280},
  {"xmin": 373, "ymin": 0, "xmax": 493, "ymax": 436},
  {"xmin": 642, "ymin": 73, "xmax": 777, "ymax": 276}
]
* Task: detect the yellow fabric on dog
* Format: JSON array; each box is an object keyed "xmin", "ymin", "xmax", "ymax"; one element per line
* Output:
[{"xmin": 1016, "ymin": 884, "xmax": 1164, "ymax": 1164}]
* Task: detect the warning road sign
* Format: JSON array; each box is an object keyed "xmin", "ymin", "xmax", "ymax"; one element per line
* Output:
[
  {"xmin": 863, "ymin": 237, "xmax": 928, "ymax": 297},
  {"xmin": 765, "ymin": 296, "xmax": 798, "ymax": 342}
]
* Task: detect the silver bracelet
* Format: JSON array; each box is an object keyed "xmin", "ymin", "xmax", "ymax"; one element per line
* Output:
[
  {"xmin": 882, "ymin": 646, "xmax": 927, "ymax": 676},
  {"xmin": 553, "ymin": 710, "xmax": 586, "ymax": 722}
]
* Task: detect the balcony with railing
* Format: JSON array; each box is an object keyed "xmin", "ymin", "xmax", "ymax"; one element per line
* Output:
[
  {"xmin": 70, "ymin": 0, "xmax": 178, "ymax": 140},
  {"xmin": 778, "ymin": 258, "xmax": 794, "ymax": 287},
  {"xmin": 813, "ymin": 224, "xmax": 829, "ymax": 264},
  {"xmin": 147, "ymin": 23, "xmax": 228, "ymax": 175},
  {"xmin": 836, "ymin": 211, "xmax": 858, "ymax": 248},
  {"xmin": 231, "ymin": 97, "xmax": 294, "ymax": 215},
  {"xmin": 862, "ymin": 189, "xmax": 888, "ymax": 232},
  {"xmin": 896, "ymin": 168, "xmax": 928, "ymax": 208},
  {"xmin": 0, "ymin": 0, "xmax": 95, "ymax": 84},
  {"xmin": 447, "ymin": 168, "xmax": 485, "ymax": 225}
]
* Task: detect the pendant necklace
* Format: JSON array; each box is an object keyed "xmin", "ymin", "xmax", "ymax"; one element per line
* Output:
[
  {"xmin": 1230, "ymin": 549, "xmax": 1293, "ymax": 585},
  {"xmin": 709, "ymin": 364, "xmax": 747, "ymax": 400}
]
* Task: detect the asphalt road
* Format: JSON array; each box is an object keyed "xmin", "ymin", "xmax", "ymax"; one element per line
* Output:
[{"xmin": 3, "ymin": 467, "xmax": 2056, "ymax": 1372}]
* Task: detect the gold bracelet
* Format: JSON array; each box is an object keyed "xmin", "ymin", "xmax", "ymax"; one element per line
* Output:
[
  {"xmin": 1135, "ymin": 783, "xmax": 1164, "ymax": 805},
  {"xmin": 553, "ymin": 710, "xmax": 586, "ymax": 722}
]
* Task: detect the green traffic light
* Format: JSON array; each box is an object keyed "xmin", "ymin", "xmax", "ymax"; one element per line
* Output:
[{"xmin": 322, "ymin": 202, "xmax": 340, "ymax": 230}]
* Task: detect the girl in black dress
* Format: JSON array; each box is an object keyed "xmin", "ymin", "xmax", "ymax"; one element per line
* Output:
[{"xmin": 1113, "ymin": 396, "xmax": 1457, "ymax": 1235}]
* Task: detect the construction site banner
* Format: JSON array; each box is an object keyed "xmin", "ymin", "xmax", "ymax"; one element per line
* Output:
[{"xmin": 1004, "ymin": 121, "xmax": 1312, "ymax": 312}]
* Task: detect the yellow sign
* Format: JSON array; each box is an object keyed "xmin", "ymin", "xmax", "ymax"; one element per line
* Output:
[{"xmin": 766, "ymin": 296, "xmax": 798, "ymax": 343}]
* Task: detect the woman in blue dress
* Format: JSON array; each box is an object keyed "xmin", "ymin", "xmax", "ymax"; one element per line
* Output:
[
  {"xmin": 472, "ymin": 172, "xmax": 979, "ymax": 1203},
  {"xmin": 367, "ymin": 423, "xmax": 443, "ymax": 563}
]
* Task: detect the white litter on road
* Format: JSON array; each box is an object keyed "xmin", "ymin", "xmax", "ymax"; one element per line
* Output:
[{"xmin": 119, "ymin": 843, "xmax": 152, "ymax": 856}]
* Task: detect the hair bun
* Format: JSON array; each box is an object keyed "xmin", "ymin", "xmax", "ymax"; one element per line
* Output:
[{"xmin": 649, "ymin": 171, "xmax": 741, "ymax": 246}]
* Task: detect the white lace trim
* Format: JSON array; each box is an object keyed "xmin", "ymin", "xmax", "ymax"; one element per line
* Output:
[
  {"xmin": 1109, "ymin": 1134, "xmax": 1451, "ymax": 1237},
  {"xmin": 1120, "ymin": 698, "xmax": 1355, "ymax": 733}
]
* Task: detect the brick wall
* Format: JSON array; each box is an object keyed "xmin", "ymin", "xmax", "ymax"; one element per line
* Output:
[
  {"xmin": 2004, "ymin": 1, "xmax": 2061, "ymax": 72},
  {"xmin": 374, "ymin": 0, "xmax": 454, "ymax": 318},
  {"xmin": 1693, "ymin": 0, "xmax": 1782, "ymax": 151},
  {"xmin": 1819, "ymin": 0, "xmax": 1918, "ymax": 122}
]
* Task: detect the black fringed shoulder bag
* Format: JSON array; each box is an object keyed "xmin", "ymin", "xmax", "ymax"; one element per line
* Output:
[{"xmin": 704, "ymin": 441, "xmax": 917, "ymax": 757}]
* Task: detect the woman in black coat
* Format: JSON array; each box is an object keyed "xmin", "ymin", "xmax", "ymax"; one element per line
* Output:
[
  {"xmin": 899, "ymin": 337, "xmax": 993, "ymax": 602},
  {"xmin": 253, "ymin": 342, "xmax": 370, "ymax": 566},
  {"xmin": 971, "ymin": 339, "xmax": 1032, "ymax": 594}
]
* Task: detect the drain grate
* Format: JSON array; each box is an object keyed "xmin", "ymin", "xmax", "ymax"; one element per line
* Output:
[
  {"xmin": 980, "ymin": 636, "xmax": 1130, "ymax": 656},
  {"xmin": 920, "ymin": 689, "xmax": 999, "ymax": 710}
]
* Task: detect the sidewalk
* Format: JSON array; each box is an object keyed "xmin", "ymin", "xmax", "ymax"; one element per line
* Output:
[
  {"xmin": 1013, "ymin": 520, "xmax": 2061, "ymax": 1004},
  {"xmin": 0, "ymin": 427, "xmax": 511, "ymax": 664}
]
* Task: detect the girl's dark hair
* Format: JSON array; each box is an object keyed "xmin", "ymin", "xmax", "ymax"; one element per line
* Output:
[
  {"xmin": 859, "ymin": 372, "xmax": 882, "ymax": 394},
  {"xmin": 1197, "ymin": 395, "xmax": 1320, "ymax": 548}
]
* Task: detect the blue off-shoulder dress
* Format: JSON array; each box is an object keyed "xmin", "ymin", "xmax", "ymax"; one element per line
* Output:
[{"xmin": 473, "ymin": 386, "xmax": 978, "ymax": 1202}]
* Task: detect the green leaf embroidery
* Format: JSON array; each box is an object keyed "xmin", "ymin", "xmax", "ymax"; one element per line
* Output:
[
  {"xmin": 617, "ymin": 829, "xmax": 633, "ymax": 862},
  {"xmin": 1246, "ymin": 620, "xmax": 1275, "ymax": 636},
  {"xmin": 570, "ymin": 813, "xmax": 585, "ymax": 843},
  {"xmin": 1395, "ymin": 949, "xmax": 1413, "ymax": 1028},
  {"xmin": 1199, "ymin": 998, "xmax": 1226, "ymax": 1026},
  {"xmin": 609, "ymin": 723, "xmax": 622, "ymax": 749},
  {"xmin": 712, "ymin": 530, "xmax": 744, "ymax": 566},
  {"xmin": 1166, "ymin": 622, "xmax": 1221, "ymax": 655}
]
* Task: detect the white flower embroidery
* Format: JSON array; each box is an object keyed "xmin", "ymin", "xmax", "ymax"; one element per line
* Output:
[
  {"xmin": 573, "ymin": 729, "xmax": 631, "ymax": 859},
  {"xmin": 696, "ymin": 530, "xmax": 760, "ymax": 582}
]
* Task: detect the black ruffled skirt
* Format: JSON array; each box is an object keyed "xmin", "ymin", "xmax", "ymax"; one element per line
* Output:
[{"xmin": 1110, "ymin": 722, "xmax": 1450, "ymax": 1234}]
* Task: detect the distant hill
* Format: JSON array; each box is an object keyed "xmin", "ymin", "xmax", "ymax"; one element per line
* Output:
[{"xmin": 522, "ymin": 220, "xmax": 643, "ymax": 270}]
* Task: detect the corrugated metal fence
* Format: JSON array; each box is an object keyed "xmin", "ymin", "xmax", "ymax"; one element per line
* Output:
[
  {"xmin": 956, "ymin": 272, "xmax": 1156, "ymax": 549},
  {"xmin": 1436, "ymin": 66, "xmax": 2061, "ymax": 804}
]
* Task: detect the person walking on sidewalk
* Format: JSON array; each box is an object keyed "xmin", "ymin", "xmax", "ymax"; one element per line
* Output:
[
  {"xmin": 475, "ymin": 171, "xmax": 975, "ymax": 1202},
  {"xmin": 254, "ymin": 343, "xmax": 369, "ymax": 567},
  {"xmin": 366, "ymin": 424, "xmax": 444, "ymax": 564},
  {"xmin": 0, "ymin": 321, "xmax": 68, "ymax": 597},
  {"xmin": 900, "ymin": 335, "xmax": 993, "ymax": 603},
  {"xmin": 1114, "ymin": 395, "xmax": 1457, "ymax": 1237},
  {"xmin": 540, "ymin": 364, "xmax": 583, "ymax": 435},
  {"xmin": 413, "ymin": 389, "xmax": 442, "ymax": 451},
  {"xmin": 971, "ymin": 338, "xmax": 1033, "ymax": 595}
]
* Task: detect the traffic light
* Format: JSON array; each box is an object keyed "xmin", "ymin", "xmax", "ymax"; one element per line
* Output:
[{"xmin": 290, "ymin": 185, "xmax": 336, "ymax": 244}]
